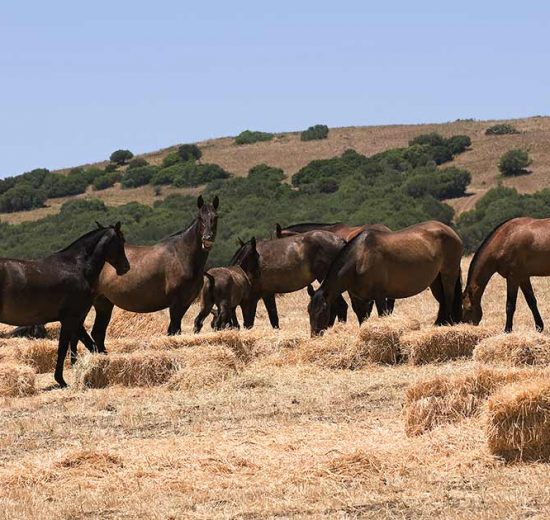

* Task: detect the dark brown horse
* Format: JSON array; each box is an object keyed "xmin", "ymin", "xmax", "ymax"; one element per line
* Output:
[
  {"xmin": 277, "ymin": 222, "xmax": 395, "ymax": 317},
  {"xmin": 193, "ymin": 237, "xmax": 260, "ymax": 332},
  {"xmin": 78, "ymin": 196, "xmax": 219, "ymax": 352},
  {"xmin": 235, "ymin": 230, "xmax": 348, "ymax": 329},
  {"xmin": 308, "ymin": 221, "xmax": 463, "ymax": 335},
  {"xmin": 0, "ymin": 223, "xmax": 129, "ymax": 387},
  {"xmin": 463, "ymin": 217, "xmax": 550, "ymax": 332}
]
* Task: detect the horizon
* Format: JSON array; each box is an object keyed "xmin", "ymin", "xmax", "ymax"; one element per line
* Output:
[{"xmin": 1, "ymin": 1, "xmax": 549, "ymax": 177}]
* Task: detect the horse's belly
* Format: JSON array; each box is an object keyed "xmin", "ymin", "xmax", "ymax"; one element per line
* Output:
[
  {"xmin": 0, "ymin": 292, "xmax": 62, "ymax": 326},
  {"xmin": 378, "ymin": 265, "xmax": 438, "ymax": 299},
  {"xmin": 259, "ymin": 267, "xmax": 313, "ymax": 294}
]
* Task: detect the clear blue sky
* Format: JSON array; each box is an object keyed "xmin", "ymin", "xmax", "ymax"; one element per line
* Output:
[{"xmin": 1, "ymin": 1, "xmax": 548, "ymax": 177}]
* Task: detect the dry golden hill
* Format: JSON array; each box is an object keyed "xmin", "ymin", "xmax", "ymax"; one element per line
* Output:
[{"xmin": 4, "ymin": 115, "xmax": 549, "ymax": 224}]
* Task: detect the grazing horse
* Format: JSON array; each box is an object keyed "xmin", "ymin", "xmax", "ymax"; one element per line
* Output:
[
  {"xmin": 235, "ymin": 230, "xmax": 348, "ymax": 329},
  {"xmin": 0, "ymin": 223, "xmax": 129, "ymax": 387},
  {"xmin": 308, "ymin": 221, "xmax": 463, "ymax": 335},
  {"xmin": 463, "ymin": 217, "xmax": 550, "ymax": 332},
  {"xmin": 193, "ymin": 237, "xmax": 260, "ymax": 333},
  {"xmin": 277, "ymin": 222, "xmax": 396, "ymax": 318},
  {"xmin": 78, "ymin": 196, "xmax": 219, "ymax": 353}
]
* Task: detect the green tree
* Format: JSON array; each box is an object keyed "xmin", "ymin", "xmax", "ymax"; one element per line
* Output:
[
  {"xmin": 498, "ymin": 149, "xmax": 531, "ymax": 176},
  {"xmin": 109, "ymin": 149, "xmax": 134, "ymax": 165}
]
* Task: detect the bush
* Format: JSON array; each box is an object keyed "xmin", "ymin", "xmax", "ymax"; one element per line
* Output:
[
  {"xmin": 42, "ymin": 173, "xmax": 88, "ymax": 198},
  {"xmin": 0, "ymin": 177, "xmax": 17, "ymax": 196},
  {"xmin": 248, "ymin": 164, "xmax": 285, "ymax": 183},
  {"xmin": 127, "ymin": 158, "xmax": 149, "ymax": 169},
  {"xmin": 19, "ymin": 168, "xmax": 50, "ymax": 189},
  {"xmin": 104, "ymin": 163, "xmax": 119, "ymax": 173},
  {"xmin": 301, "ymin": 124, "xmax": 329, "ymax": 142},
  {"xmin": 177, "ymin": 144, "xmax": 202, "ymax": 162},
  {"xmin": 486, "ymin": 124, "xmax": 519, "ymax": 136},
  {"xmin": 0, "ymin": 184, "xmax": 47, "ymax": 212},
  {"xmin": 498, "ymin": 149, "xmax": 531, "ymax": 177},
  {"xmin": 405, "ymin": 167, "xmax": 471, "ymax": 200},
  {"xmin": 173, "ymin": 164, "xmax": 230, "ymax": 187},
  {"xmin": 430, "ymin": 145, "xmax": 453, "ymax": 165},
  {"xmin": 446, "ymin": 135, "xmax": 471, "ymax": 155},
  {"xmin": 235, "ymin": 130, "xmax": 274, "ymax": 145},
  {"xmin": 121, "ymin": 166, "xmax": 158, "ymax": 189},
  {"xmin": 93, "ymin": 172, "xmax": 121, "ymax": 191},
  {"xmin": 109, "ymin": 149, "xmax": 134, "ymax": 165},
  {"xmin": 409, "ymin": 133, "xmax": 446, "ymax": 147},
  {"xmin": 319, "ymin": 178, "xmax": 339, "ymax": 193},
  {"xmin": 161, "ymin": 152, "xmax": 181, "ymax": 168}
]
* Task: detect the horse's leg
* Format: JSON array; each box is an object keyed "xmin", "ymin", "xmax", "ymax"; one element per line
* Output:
[
  {"xmin": 55, "ymin": 320, "xmax": 78, "ymax": 388},
  {"xmin": 386, "ymin": 299, "xmax": 395, "ymax": 315},
  {"xmin": 91, "ymin": 296, "xmax": 114, "ymax": 352},
  {"xmin": 430, "ymin": 275, "xmax": 446, "ymax": 325},
  {"xmin": 350, "ymin": 295, "xmax": 370, "ymax": 325},
  {"xmin": 334, "ymin": 295, "xmax": 348, "ymax": 323},
  {"xmin": 78, "ymin": 326, "xmax": 97, "ymax": 353},
  {"xmin": 262, "ymin": 294, "xmax": 280, "ymax": 329},
  {"xmin": 375, "ymin": 298, "xmax": 390, "ymax": 317},
  {"xmin": 520, "ymin": 278, "xmax": 544, "ymax": 332},
  {"xmin": 168, "ymin": 299, "xmax": 193, "ymax": 335},
  {"xmin": 241, "ymin": 297, "xmax": 259, "ymax": 329},
  {"xmin": 440, "ymin": 272, "xmax": 460, "ymax": 325},
  {"xmin": 193, "ymin": 299, "xmax": 214, "ymax": 334},
  {"xmin": 505, "ymin": 278, "xmax": 519, "ymax": 333},
  {"xmin": 231, "ymin": 309, "xmax": 240, "ymax": 329}
]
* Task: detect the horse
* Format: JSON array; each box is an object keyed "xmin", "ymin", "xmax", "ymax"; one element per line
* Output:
[
  {"xmin": 10, "ymin": 324, "xmax": 47, "ymax": 339},
  {"xmin": 463, "ymin": 217, "xmax": 550, "ymax": 332},
  {"xmin": 308, "ymin": 221, "xmax": 463, "ymax": 335},
  {"xmin": 193, "ymin": 237, "xmax": 260, "ymax": 333},
  {"xmin": 77, "ymin": 195, "xmax": 219, "ymax": 353},
  {"xmin": 234, "ymin": 230, "xmax": 349, "ymax": 329},
  {"xmin": 277, "ymin": 222, "xmax": 396, "ymax": 317},
  {"xmin": 0, "ymin": 223, "xmax": 129, "ymax": 387}
]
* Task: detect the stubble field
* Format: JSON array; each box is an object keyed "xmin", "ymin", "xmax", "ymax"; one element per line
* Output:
[{"xmin": 1, "ymin": 259, "xmax": 550, "ymax": 519}]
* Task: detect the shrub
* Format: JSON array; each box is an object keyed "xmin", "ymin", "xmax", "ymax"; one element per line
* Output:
[
  {"xmin": 104, "ymin": 163, "xmax": 119, "ymax": 173},
  {"xmin": 301, "ymin": 124, "xmax": 329, "ymax": 142},
  {"xmin": 109, "ymin": 149, "xmax": 134, "ymax": 165},
  {"xmin": 93, "ymin": 172, "xmax": 121, "ymax": 191},
  {"xmin": 0, "ymin": 184, "xmax": 47, "ymax": 212},
  {"xmin": 19, "ymin": 168, "xmax": 50, "ymax": 189},
  {"xmin": 0, "ymin": 177, "xmax": 17, "ymax": 195},
  {"xmin": 498, "ymin": 149, "xmax": 531, "ymax": 177},
  {"xmin": 161, "ymin": 152, "xmax": 181, "ymax": 168},
  {"xmin": 319, "ymin": 178, "xmax": 339, "ymax": 193},
  {"xmin": 42, "ymin": 173, "xmax": 88, "ymax": 198},
  {"xmin": 235, "ymin": 130, "xmax": 274, "ymax": 145},
  {"xmin": 121, "ymin": 166, "xmax": 158, "ymax": 189},
  {"xmin": 409, "ymin": 133, "xmax": 446, "ymax": 147},
  {"xmin": 248, "ymin": 164, "xmax": 285, "ymax": 183},
  {"xmin": 78, "ymin": 168, "xmax": 105, "ymax": 185},
  {"xmin": 405, "ymin": 167, "xmax": 471, "ymax": 200},
  {"xmin": 177, "ymin": 144, "xmax": 202, "ymax": 162},
  {"xmin": 60, "ymin": 198, "xmax": 107, "ymax": 215},
  {"xmin": 430, "ymin": 145, "xmax": 453, "ymax": 165},
  {"xmin": 173, "ymin": 164, "xmax": 230, "ymax": 187},
  {"xmin": 127, "ymin": 158, "xmax": 149, "ymax": 169},
  {"xmin": 486, "ymin": 123, "xmax": 519, "ymax": 135},
  {"xmin": 446, "ymin": 135, "xmax": 471, "ymax": 155}
]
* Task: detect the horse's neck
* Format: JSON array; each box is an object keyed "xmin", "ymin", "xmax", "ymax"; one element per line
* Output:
[
  {"xmin": 467, "ymin": 249, "xmax": 497, "ymax": 304},
  {"xmin": 57, "ymin": 231, "xmax": 108, "ymax": 282},
  {"xmin": 174, "ymin": 220, "xmax": 208, "ymax": 271},
  {"xmin": 321, "ymin": 254, "xmax": 353, "ymax": 304}
]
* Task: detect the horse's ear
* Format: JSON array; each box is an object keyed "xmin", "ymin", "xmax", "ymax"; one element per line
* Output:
[
  {"xmin": 114, "ymin": 221, "xmax": 122, "ymax": 232},
  {"xmin": 275, "ymin": 223, "xmax": 282, "ymax": 237},
  {"xmin": 237, "ymin": 237, "xmax": 245, "ymax": 247},
  {"xmin": 95, "ymin": 221, "xmax": 104, "ymax": 229},
  {"xmin": 307, "ymin": 284, "xmax": 315, "ymax": 297},
  {"xmin": 250, "ymin": 237, "xmax": 256, "ymax": 250},
  {"xmin": 197, "ymin": 195, "xmax": 204, "ymax": 209},
  {"xmin": 212, "ymin": 195, "xmax": 219, "ymax": 210}
]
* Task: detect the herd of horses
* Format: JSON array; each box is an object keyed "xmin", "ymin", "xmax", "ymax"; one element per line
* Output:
[{"xmin": 1, "ymin": 194, "xmax": 549, "ymax": 388}]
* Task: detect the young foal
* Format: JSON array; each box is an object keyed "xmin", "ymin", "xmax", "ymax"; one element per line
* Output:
[{"xmin": 194, "ymin": 237, "xmax": 260, "ymax": 332}]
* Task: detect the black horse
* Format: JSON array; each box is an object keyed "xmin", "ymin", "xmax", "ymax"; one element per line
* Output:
[{"xmin": 0, "ymin": 223, "xmax": 130, "ymax": 387}]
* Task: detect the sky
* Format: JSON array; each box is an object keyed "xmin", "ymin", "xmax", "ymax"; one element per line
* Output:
[{"xmin": 0, "ymin": 1, "xmax": 549, "ymax": 177}]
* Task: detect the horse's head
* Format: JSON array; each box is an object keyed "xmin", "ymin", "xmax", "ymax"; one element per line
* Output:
[
  {"xmin": 96, "ymin": 221, "xmax": 130, "ymax": 276},
  {"xmin": 230, "ymin": 237, "xmax": 260, "ymax": 279},
  {"xmin": 196, "ymin": 195, "xmax": 219, "ymax": 251},
  {"xmin": 462, "ymin": 285, "xmax": 482, "ymax": 325},
  {"xmin": 307, "ymin": 288, "xmax": 331, "ymax": 337}
]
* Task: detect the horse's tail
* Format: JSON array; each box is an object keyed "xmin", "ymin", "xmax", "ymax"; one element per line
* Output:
[{"xmin": 452, "ymin": 267, "xmax": 463, "ymax": 323}]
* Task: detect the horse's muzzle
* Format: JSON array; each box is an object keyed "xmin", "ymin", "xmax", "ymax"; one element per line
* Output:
[
  {"xmin": 202, "ymin": 239, "xmax": 214, "ymax": 251},
  {"xmin": 116, "ymin": 261, "xmax": 131, "ymax": 276}
]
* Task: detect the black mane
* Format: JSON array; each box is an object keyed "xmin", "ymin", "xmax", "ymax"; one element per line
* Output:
[
  {"xmin": 282, "ymin": 222, "xmax": 343, "ymax": 233},
  {"xmin": 230, "ymin": 239, "xmax": 252, "ymax": 266},
  {"xmin": 55, "ymin": 227, "xmax": 110, "ymax": 254},
  {"xmin": 466, "ymin": 218, "xmax": 515, "ymax": 285}
]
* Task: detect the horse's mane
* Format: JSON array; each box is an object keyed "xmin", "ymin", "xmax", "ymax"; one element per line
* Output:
[
  {"xmin": 466, "ymin": 218, "xmax": 515, "ymax": 285},
  {"xmin": 282, "ymin": 222, "xmax": 343, "ymax": 232},
  {"xmin": 230, "ymin": 239, "xmax": 252, "ymax": 266},
  {"xmin": 55, "ymin": 227, "xmax": 108, "ymax": 253},
  {"xmin": 167, "ymin": 218, "xmax": 197, "ymax": 239}
]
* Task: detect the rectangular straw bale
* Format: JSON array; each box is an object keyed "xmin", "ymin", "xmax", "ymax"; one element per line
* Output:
[
  {"xmin": 0, "ymin": 363, "xmax": 37, "ymax": 397},
  {"xmin": 474, "ymin": 332, "xmax": 550, "ymax": 366}
]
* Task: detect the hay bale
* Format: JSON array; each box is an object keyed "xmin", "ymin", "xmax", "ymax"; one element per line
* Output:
[
  {"xmin": 487, "ymin": 379, "xmax": 550, "ymax": 461},
  {"xmin": 0, "ymin": 363, "xmax": 36, "ymax": 397},
  {"xmin": 166, "ymin": 345, "xmax": 238, "ymax": 390},
  {"xmin": 358, "ymin": 316, "xmax": 420, "ymax": 364},
  {"xmin": 401, "ymin": 324, "xmax": 496, "ymax": 365},
  {"xmin": 75, "ymin": 351, "xmax": 181, "ymax": 388},
  {"xmin": 405, "ymin": 367, "xmax": 532, "ymax": 436},
  {"xmin": 0, "ymin": 339, "xmax": 61, "ymax": 374},
  {"xmin": 106, "ymin": 309, "xmax": 168, "ymax": 339},
  {"xmin": 474, "ymin": 333, "xmax": 550, "ymax": 366}
]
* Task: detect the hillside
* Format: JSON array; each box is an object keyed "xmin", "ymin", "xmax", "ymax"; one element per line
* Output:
[{"xmin": 2, "ymin": 115, "xmax": 549, "ymax": 224}]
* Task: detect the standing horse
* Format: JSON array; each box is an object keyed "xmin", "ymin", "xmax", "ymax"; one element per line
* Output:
[
  {"xmin": 236, "ymin": 230, "xmax": 348, "ymax": 329},
  {"xmin": 463, "ymin": 217, "xmax": 550, "ymax": 332},
  {"xmin": 308, "ymin": 221, "xmax": 463, "ymax": 335},
  {"xmin": 0, "ymin": 223, "xmax": 129, "ymax": 387},
  {"xmin": 78, "ymin": 196, "xmax": 219, "ymax": 353},
  {"xmin": 277, "ymin": 222, "xmax": 395, "ymax": 317},
  {"xmin": 193, "ymin": 237, "xmax": 260, "ymax": 332}
]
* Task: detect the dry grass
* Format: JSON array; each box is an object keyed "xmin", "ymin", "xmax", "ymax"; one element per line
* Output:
[
  {"xmin": 0, "ymin": 363, "xmax": 36, "ymax": 397},
  {"xmin": 487, "ymin": 379, "xmax": 550, "ymax": 461},
  {"xmin": 405, "ymin": 367, "xmax": 537, "ymax": 436},
  {"xmin": 474, "ymin": 332, "xmax": 550, "ymax": 366},
  {"xmin": 400, "ymin": 324, "xmax": 496, "ymax": 365}
]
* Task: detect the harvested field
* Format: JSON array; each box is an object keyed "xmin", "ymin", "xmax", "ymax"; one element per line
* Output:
[{"xmin": 3, "ymin": 261, "xmax": 550, "ymax": 517}]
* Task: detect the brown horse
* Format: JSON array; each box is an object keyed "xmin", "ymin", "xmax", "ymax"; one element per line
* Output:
[
  {"xmin": 308, "ymin": 221, "xmax": 463, "ymax": 335},
  {"xmin": 463, "ymin": 217, "xmax": 550, "ymax": 332},
  {"xmin": 78, "ymin": 196, "xmax": 219, "ymax": 352},
  {"xmin": 0, "ymin": 223, "xmax": 129, "ymax": 387},
  {"xmin": 235, "ymin": 230, "xmax": 348, "ymax": 329},
  {"xmin": 277, "ymin": 222, "xmax": 395, "ymax": 317},
  {"xmin": 193, "ymin": 237, "xmax": 260, "ymax": 332}
]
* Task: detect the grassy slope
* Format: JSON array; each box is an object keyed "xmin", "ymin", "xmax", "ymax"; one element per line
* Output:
[{"xmin": 3, "ymin": 115, "xmax": 549, "ymax": 224}]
